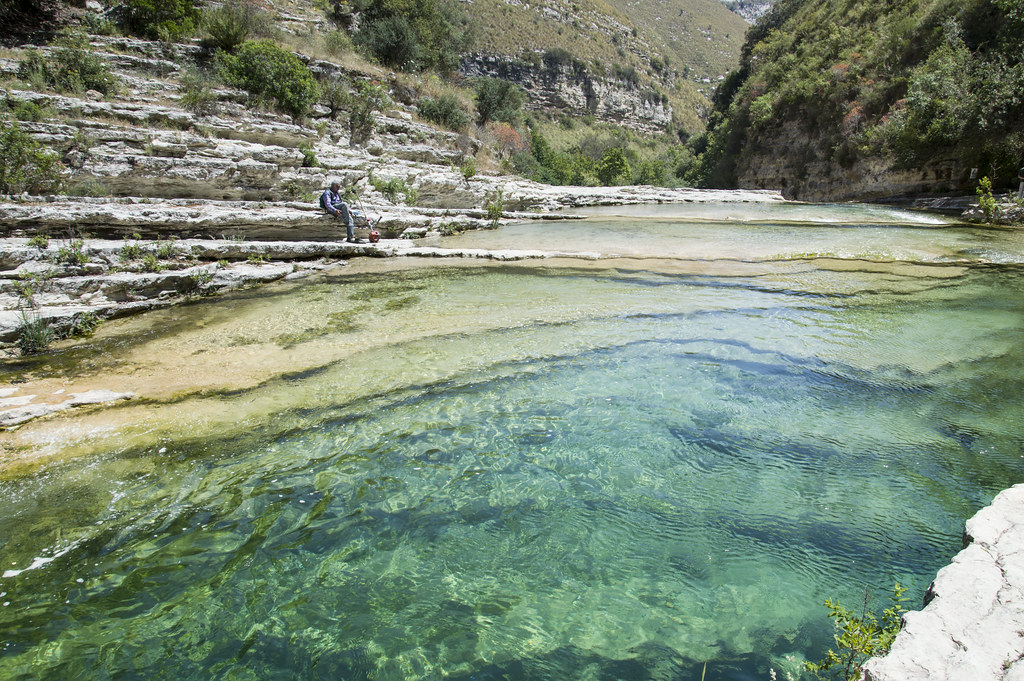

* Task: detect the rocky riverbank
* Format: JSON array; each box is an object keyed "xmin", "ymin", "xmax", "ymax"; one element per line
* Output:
[
  {"xmin": 864, "ymin": 484, "xmax": 1024, "ymax": 681},
  {"xmin": 0, "ymin": 184, "xmax": 783, "ymax": 353}
]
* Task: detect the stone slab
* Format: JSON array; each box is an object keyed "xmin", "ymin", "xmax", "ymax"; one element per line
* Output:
[{"xmin": 863, "ymin": 484, "xmax": 1024, "ymax": 681}]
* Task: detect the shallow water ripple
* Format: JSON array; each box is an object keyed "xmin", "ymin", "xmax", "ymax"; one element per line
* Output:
[{"xmin": 2, "ymin": 209, "xmax": 1024, "ymax": 680}]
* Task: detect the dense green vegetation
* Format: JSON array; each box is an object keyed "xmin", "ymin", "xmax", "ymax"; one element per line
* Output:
[
  {"xmin": 688, "ymin": 0, "xmax": 1024, "ymax": 193},
  {"xmin": 218, "ymin": 40, "xmax": 321, "ymax": 118},
  {"xmin": 344, "ymin": 0, "xmax": 472, "ymax": 73},
  {"xmin": 473, "ymin": 77, "xmax": 526, "ymax": 126},
  {"xmin": 803, "ymin": 584, "xmax": 907, "ymax": 681},
  {"xmin": 110, "ymin": 0, "xmax": 200, "ymax": 41},
  {"xmin": 201, "ymin": 0, "xmax": 277, "ymax": 52},
  {"xmin": 511, "ymin": 116, "xmax": 692, "ymax": 187},
  {"xmin": 417, "ymin": 93, "xmax": 471, "ymax": 131},
  {"xmin": 0, "ymin": 121, "xmax": 63, "ymax": 195}
]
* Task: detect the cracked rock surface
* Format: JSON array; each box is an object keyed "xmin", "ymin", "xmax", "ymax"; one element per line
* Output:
[{"xmin": 864, "ymin": 483, "xmax": 1024, "ymax": 681}]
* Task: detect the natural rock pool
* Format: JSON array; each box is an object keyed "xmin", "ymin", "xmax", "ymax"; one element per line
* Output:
[{"xmin": 1, "ymin": 202, "xmax": 1023, "ymax": 680}]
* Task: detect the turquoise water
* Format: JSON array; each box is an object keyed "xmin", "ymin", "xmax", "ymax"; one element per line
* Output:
[{"xmin": 2, "ymin": 204, "xmax": 1024, "ymax": 680}]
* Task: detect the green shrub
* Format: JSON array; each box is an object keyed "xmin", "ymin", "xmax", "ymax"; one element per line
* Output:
[
  {"xmin": 111, "ymin": 0, "xmax": 200, "ymax": 41},
  {"xmin": 179, "ymin": 67, "xmax": 218, "ymax": 115},
  {"xmin": 140, "ymin": 252, "xmax": 163, "ymax": 271},
  {"xmin": 119, "ymin": 240, "xmax": 142, "ymax": 261},
  {"xmin": 202, "ymin": 0, "xmax": 274, "ymax": 52},
  {"xmin": 282, "ymin": 179, "xmax": 314, "ymax": 200},
  {"xmin": 437, "ymin": 221, "xmax": 465, "ymax": 236},
  {"xmin": 299, "ymin": 142, "xmax": 319, "ymax": 168},
  {"xmin": 18, "ymin": 34, "xmax": 118, "ymax": 95},
  {"xmin": 27, "ymin": 234, "xmax": 49, "ymax": 250},
  {"xmin": 16, "ymin": 310, "xmax": 56, "ymax": 355},
  {"xmin": 417, "ymin": 93, "xmax": 470, "ymax": 131},
  {"xmin": 356, "ymin": 14, "xmax": 421, "ymax": 70},
  {"xmin": 6, "ymin": 97, "xmax": 55, "ymax": 122},
  {"xmin": 977, "ymin": 176, "xmax": 998, "ymax": 221},
  {"xmin": 219, "ymin": 40, "xmax": 320, "ymax": 118},
  {"xmin": 354, "ymin": 0, "xmax": 471, "ymax": 73},
  {"xmin": 370, "ymin": 174, "xmax": 416, "ymax": 204},
  {"xmin": 156, "ymin": 238, "xmax": 179, "ymax": 259},
  {"xmin": 16, "ymin": 49, "xmax": 51, "ymax": 89},
  {"xmin": 14, "ymin": 280, "xmax": 37, "ymax": 308},
  {"xmin": 804, "ymin": 584, "xmax": 907, "ymax": 681},
  {"xmin": 69, "ymin": 311, "xmax": 100, "ymax": 338},
  {"xmin": 485, "ymin": 190, "xmax": 504, "ymax": 228},
  {"xmin": 0, "ymin": 123, "xmax": 63, "ymax": 195},
  {"xmin": 81, "ymin": 11, "xmax": 120, "ymax": 37},
  {"xmin": 346, "ymin": 80, "xmax": 391, "ymax": 146},
  {"xmin": 56, "ymin": 238, "xmax": 88, "ymax": 266},
  {"xmin": 66, "ymin": 179, "xmax": 109, "ymax": 197},
  {"xmin": 597, "ymin": 147, "xmax": 631, "ymax": 185},
  {"xmin": 633, "ymin": 158, "xmax": 666, "ymax": 185},
  {"xmin": 318, "ymin": 77, "xmax": 348, "ymax": 120},
  {"xmin": 460, "ymin": 156, "xmax": 476, "ymax": 181},
  {"xmin": 182, "ymin": 269, "xmax": 214, "ymax": 297},
  {"xmin": 475, "ymin": 77, "xmax": 525, "ymax": 125},
  {"xmin": 323, "ymin": 29, "xmax": 352, "ymax": 56}
]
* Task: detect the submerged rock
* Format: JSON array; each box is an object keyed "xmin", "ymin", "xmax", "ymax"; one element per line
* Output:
[{"xmin": 0, "ymin": 389, "xmax": 134, "ymax": 428}]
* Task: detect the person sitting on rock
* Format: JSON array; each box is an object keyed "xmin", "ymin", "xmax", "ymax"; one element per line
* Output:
[{"xmin": 320, "ymin": 181, "xmax": 364, "ymax": 243}]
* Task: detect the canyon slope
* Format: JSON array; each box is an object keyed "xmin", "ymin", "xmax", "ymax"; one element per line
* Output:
[{"xmin": 690, "ymin": 0, "xmax": 1024, "ymax": 201}]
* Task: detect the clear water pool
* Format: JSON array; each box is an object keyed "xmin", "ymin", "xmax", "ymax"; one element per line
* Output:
[{"xmin": 1, "ymin": 203, "xmax": 1022, "ymax": 680}]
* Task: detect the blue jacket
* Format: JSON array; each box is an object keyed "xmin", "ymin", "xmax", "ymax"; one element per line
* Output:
[{"xmin": 320, "ymin": 188, "xmax": 353, "ymax": 225}]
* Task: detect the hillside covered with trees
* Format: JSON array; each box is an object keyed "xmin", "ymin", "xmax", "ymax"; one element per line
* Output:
[{"xmin": 686, "ymin": 0, "xmax": 1024, "ymax": 200}]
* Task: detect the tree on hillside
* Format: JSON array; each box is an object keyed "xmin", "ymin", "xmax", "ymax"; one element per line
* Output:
[
  {"xmin": 353, "ymin": 0, "xmax": 472, "ymax": 73},
  {"xmin": 219, "ymin": 40, "xmax": 320, "ymax": 118},
  {"xmin": 110, "ymin": 0, "xmax": 200, "ymax": 41},
  {"xmin": 474, "ymin": 77, "xmax": 525, "ymax": 125},
  {"xmin": 597, "ymin": 147, "xmax": 631, "ymax": 185}
]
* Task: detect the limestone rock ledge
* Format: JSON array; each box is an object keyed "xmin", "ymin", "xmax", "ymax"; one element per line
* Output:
[{"xmin": 863, "ymin": 483, "xmax": 1024, "ymax": 681}]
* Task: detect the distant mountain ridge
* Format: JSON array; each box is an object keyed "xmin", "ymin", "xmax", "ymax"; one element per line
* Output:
[
  {"xmin": 719, "ymin": 1, "xmax": 774, "ymax": 24},
  {"xmin": 467, "ymin": 0, "xmax": 746, "ymax": 82},
  {"xmin": 463, "ymin": 0, "xmax": 748, "ymax": 133}
]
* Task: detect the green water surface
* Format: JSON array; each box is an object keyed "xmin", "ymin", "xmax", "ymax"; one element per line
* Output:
[{"xmin": 1, "ymin": 204, "xmax": 1023, "ymax": 680}]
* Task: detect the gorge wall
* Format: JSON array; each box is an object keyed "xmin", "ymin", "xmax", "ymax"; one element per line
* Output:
[
  {"xmin": 734, "ymin": 121, "xmax": 968, "ymax": 202},
  {"xmin": 460, "ymin": 54, "xmax": 673, "ymax": 135}
]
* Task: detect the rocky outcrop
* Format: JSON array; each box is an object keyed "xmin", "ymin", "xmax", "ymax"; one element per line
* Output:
[
  {"xmin": 0, "ymin": 184, "xmax": 783, "ymax": 350},
  {"xmin": 962, "ymin": 200, "xmax": 1024, "ymax": 226},
  {"xmin": 461, "ymin": 54, "xmax": 673, "ymax": 134},
  {"xmin": 863, "ymin": 484, "xmax": 1024, "ymax": 681},
  {"xmin": 734, "ymin": 120, "xmax": 968, "ymax": 202},
  {"xmin": 0, "ymin": 388, "xmax": 133, "ymax": 428},
  {"xmin": 0, "ymin": 232, "xmax": 608, "ymax": 347},
  {"xmin": 721, "ymin": 0, "xmax": 774, "ymax": 24}
]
